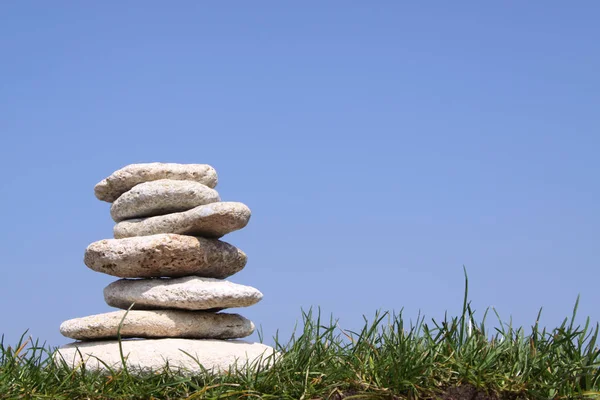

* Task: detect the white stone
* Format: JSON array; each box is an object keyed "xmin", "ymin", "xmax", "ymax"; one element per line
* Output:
[
  {"xmin": 60, "ymin": 310, "xmax": 254, "ymax": 340},
  {"xmin": 95, "ymin": 163, "xmax": 218, "ymax": 203},
  {"xmin": 104, "ymin": 277, "xmax": 263, "ymax": 311},
  {"xmin": 110, "ymin": 179, "xmax": 221, "ymax": 222},
  {"xmin": 84, "ymin": 234, "xmax": 247, "ymax": 279},
  {"xmin": 55, "ymin": 338, "xmax": 276, "ymax": 375},
  {"xmin": 113, "ymin": 202, "xmax": 251, "ymax": 239}
]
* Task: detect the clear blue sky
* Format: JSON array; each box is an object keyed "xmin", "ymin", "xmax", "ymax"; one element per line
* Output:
[{"xmin": 1, "ymin": 2, "xmax": 598, "ymax": 349}]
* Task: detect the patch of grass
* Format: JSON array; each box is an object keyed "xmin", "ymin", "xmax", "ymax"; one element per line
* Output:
[{"xmin": 1, "ymin": 271, "xmax": 599, "ymax": 399}]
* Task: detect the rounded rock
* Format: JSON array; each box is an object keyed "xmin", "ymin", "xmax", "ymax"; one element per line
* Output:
[
  {"xmin": 55, "ymin": 338, "xmax": 276, "ymax": 375},
  {"xmin": 104, "ymin": 277, "xmax": 263, "ymax": 311},
  {"xmin": 84, "ymin": 234, "xmax": 246, "ymax": 279},
  {"xmin": 113, "ymin": 202, "xmax": 251, "ymax": 239},
  {"xmin": 95, "ymin": 163, "xmax": 218, "ymax": 203},
  {"xmin": 59, "ymin": 310, "xmax": 254, "ymax": 340},
  {"xmin": 110, "ymin": 179, "xmax": 221, "ymax": 222}
]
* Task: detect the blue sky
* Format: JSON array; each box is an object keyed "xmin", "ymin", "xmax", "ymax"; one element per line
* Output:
[{"xmin": 1, "ymin": 2, "xmax": 598, "ymax": 348}]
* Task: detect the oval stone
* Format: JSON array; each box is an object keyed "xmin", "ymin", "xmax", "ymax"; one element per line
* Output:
[
  {"xmin": 104, "ymin": 276, "xmax": 263, "ymax": 311},
  {"xmin": 113, "ymin": 202, "xmax": 251, "ymax": 239},
  {"xmin": 110, "ymin": 179, "xmax": 221, "ymax": 222},
  {"xmin": 59, "ymin": 310, "xmax": 254, "ymax": 340},
  {"xmin": 95, "ymin": 163, "xmax": 218, "ymax": 203},
  {"xmin": 84, "ymin": 234, "xmax": 247, "ymax": 279},
  {"xmin": 55, "ymin": 339, "xmax": 276, "ymax": 375}
]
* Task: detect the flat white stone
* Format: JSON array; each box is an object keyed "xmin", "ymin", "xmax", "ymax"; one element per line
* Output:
[
  {"xmin": 104, "ymin": 277, "xmax": 263, "ymax": 311},
  {"xmin": 95, "ymin": 163, "xmax": 218, "ymax": 203},
  {"xmin": 60, "ymin": 310, "xmax": 254, "ymax": 340},
  {"xmin": 113, "ymin": 202, "xmax": 251, "ymax": 239},
  {"xmin": 111, "ymin": 179, "xmax": 221, "ymax": 222},
  {"xmin": 55, "ymin": 338, "xmax": 276, "ymax": 375},
  {"xmin": 84, "ymin": 234, "xmax": 246, "ymax": 279}
]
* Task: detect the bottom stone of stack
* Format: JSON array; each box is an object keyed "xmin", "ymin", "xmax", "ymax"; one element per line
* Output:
[{"xmin": 55, "ymin": 338, "xmax": 276, "ymax": 375}]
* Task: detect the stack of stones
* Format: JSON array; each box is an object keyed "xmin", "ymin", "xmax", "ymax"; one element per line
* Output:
[{"xmin": 56, "ymin": 163, "xmax": 274, "ymax": 374}]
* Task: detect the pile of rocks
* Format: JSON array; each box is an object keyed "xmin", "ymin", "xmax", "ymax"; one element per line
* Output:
[{"xmin": 56, "ymin": 163, "xmax": 274, "ymax": 374}]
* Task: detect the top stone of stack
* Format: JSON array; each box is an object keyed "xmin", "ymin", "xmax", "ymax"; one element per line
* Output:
[{"xmin": 95, "ymin": 163, "xmax": 218, "ymax": 203}]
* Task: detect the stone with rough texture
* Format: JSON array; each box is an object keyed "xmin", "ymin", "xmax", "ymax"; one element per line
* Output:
[
  {"xmin": 60, "ymin": 310, "xmax": 254, "ymax": 340},
  {"xmin": 104, "ymin": 276, "xmax": 263, "ymax": 311},
  {"xmin": 113, "ymin": 202, "xmax": 251, "ymax": 239},
  {"xmin": 84, "ymin": 234, "xmax": 246, "ymax": 279},
  {"xmin": 55, "ymin": 338, "xmax": 276, "ymax": 375},
  {"xmin": 95, "ymin": 163, "xmax": 218, "ymax": 203},
  {"xmin": 111, "ymin": 179, "xmax": 220, "ymax": 222}
]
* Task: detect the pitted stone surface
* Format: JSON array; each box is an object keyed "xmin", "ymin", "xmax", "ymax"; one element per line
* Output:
[
  {"xmin": 55, "ymin": 338, "xmax": 276, "ymax": 375},
  {"xmin": 113, "ymin": 202, "xmax": 251, "ymax": 239},
  {"xmin": 104, "ymin": 277, "xmax": 263, "ymax": 311},
  {"xmin": 59, "ymin": 310, "xmax": 254, "ymax": 340},
  {"xmin": 84, "ymin": 234, "xmax": 246, "ymax": 278},
  {"xmin": 95, "ymin": 163, "xmax": 218, "ymax": 203},
  {"xmin": 110, "ymin": 179, "xmax": 221, "ymax": 222}
]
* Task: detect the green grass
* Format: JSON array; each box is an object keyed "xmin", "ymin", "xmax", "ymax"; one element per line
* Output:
[{"xmin": 2, "ymin": 271, "xmax": 599, "ymax": 400}]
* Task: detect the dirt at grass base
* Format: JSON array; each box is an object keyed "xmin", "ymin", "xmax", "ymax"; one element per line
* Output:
[
  {"xmin": 438, "ymin": 384, "xmax": 524, "ymax": 400},
  {"xmin": 322, "ymin": 384, "xmax": 526, "ymax": 400}
]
